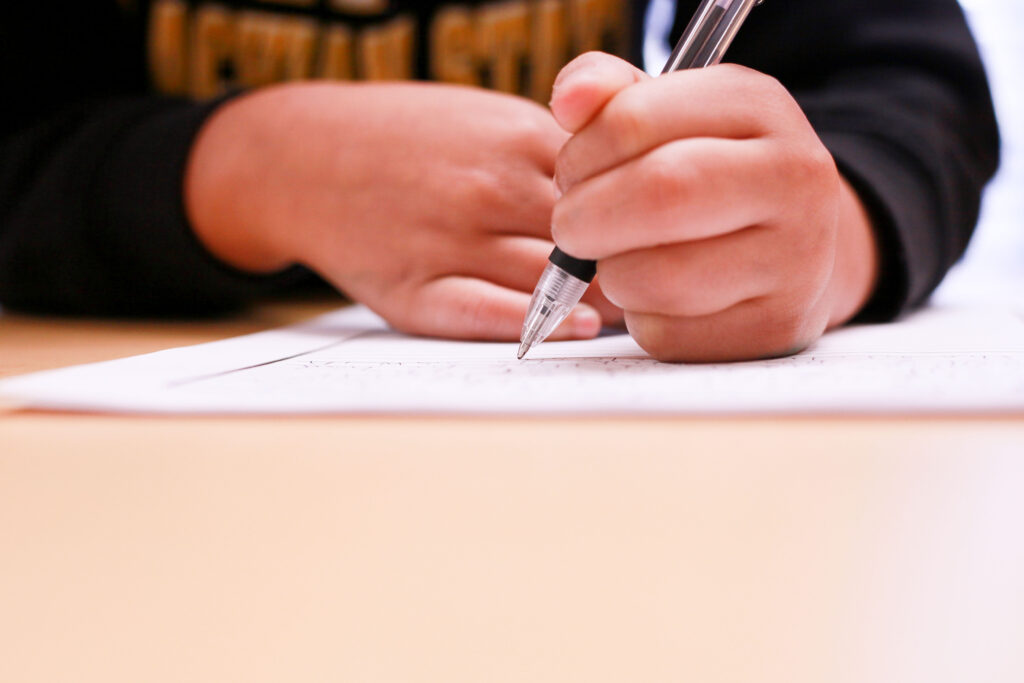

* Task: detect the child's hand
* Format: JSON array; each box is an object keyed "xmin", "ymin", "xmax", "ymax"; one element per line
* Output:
[
  {"xmin": 185, "ymin": 82, "xmax": 616, "ymax": 340},
  {"xmin": 550, "ymin": 53, "xmax": 879, "ymax": 361}
]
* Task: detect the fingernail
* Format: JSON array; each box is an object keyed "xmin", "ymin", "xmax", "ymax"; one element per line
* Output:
[
  {"xmin": 570, "ymin": 307, "xmax": 601, "ymax": 337},
  {"xmin": 550, "ymin": 57, "xmax": 594, "ymax": 102}
]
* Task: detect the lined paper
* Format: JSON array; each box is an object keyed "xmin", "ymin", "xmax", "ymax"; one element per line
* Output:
[{"xmin": 2, "ymin": 305, "xmax": 1023, "ymax": 414}]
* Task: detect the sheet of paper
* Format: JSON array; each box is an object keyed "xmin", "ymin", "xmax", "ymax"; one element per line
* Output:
[{"xmin": 2, "ymin": 305, "xmax": 1023, "ymax": 415}]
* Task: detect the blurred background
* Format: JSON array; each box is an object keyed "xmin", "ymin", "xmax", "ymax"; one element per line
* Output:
[
  {"xmin": 0, "ymin": 2, "xmax": 1016, "ymax": 319},
  {"xmin": 938, "ymin": 0, "xmax": 1024, "ymax": 307},
  {"xmin": 645, "ymin": 0, "xmax": 1024, "ymax": 310}
]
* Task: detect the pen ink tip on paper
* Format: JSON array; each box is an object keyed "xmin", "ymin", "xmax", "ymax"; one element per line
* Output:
[{"xmin": 517, "ymin": 340, "xmax": 530, "ymax": 360}]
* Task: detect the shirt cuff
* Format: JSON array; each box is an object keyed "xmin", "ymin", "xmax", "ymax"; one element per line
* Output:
[
  {"xmin": 819, "ymin": 130, "xmax": 939, "ymax": 323},
  {"xmin": 91, "ymin": 94, "xmax": 310, "ymax": 315}
]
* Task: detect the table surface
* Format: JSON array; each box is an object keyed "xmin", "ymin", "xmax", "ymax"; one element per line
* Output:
[{"xmin": 2, "ymin": 300, "xmax": 1023, "ymax": 682}]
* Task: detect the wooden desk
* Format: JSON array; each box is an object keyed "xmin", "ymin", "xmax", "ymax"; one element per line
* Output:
[{"xmin": 2, "ymin": 302, "xmax": 1022, "ymax": 682}]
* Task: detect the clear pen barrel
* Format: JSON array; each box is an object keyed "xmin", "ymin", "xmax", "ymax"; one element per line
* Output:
[
  {"xmin": 520, "ymin": 261, "xmax": 591, "ymax": 347},
  {"xmin": 662, "ymin": 0, "xmax": 761, "ymax": 73}
]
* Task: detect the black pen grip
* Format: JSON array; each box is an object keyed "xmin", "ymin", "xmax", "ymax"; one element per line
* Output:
[{"xmin": 549, "ymin": 247, "xmax": 597, "ymax": 283}]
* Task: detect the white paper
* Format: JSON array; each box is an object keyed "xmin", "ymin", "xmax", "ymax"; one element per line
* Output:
[{"xmin": 2, "ymin": 305, "xmax": 1023, "ymax": 415}]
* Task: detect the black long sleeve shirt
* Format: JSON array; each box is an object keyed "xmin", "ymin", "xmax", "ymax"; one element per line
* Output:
[{"xmin": 0, "ymin": 0, "xmax": 1000, "ymax": 318}]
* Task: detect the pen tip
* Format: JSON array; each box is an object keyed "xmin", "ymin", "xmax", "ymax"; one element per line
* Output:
[{"xmin": 517, "ymin": 341, "xmax": 530, "ymax": 360}]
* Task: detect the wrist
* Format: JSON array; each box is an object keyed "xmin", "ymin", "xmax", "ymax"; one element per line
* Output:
[
  {"xmin": 825, "ymin": 176, "xmax": 880, "ymax": 328},
  {"xmin": 183, "ymin": 87, "xmax": 300, "ymax": 274}
]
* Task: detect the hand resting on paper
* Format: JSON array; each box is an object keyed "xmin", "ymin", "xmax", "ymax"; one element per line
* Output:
[
  {"xmin": 184, "ymin": 81, "xmax": 619, "ymax": 342},
  {"xmin": 549, "ymin": 52, "xmax": 880, "ymax": 362}
]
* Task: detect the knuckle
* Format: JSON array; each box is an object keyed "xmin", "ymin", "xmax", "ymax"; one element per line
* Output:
[
  {"xmin": 778, "ymin": 150, "xmax": 841, "ymax": 247},
  {"xmin": 638, "ymin": 146, "xmax": 695, "ymax": 211},
  {"xmin": 508, "ymin": 105, "xmax": 550, "ymax": 142},
  {"xmin": 639, "ymin": 148, "xmax": 675, "ymax": 189},
  {"xmin": 717, "ymin": 62, "xmax": 758, "ymax": 82},
  {"xmin": 503, "ymin": 111, "xmax": 559, "ymax": 162},
  {"xmin": 725, "ymin": 65, "xmax": 788, "ymax": 106},
  {"xmin": 757, "ymin": 73, "xmax": 789, "ymax": 102},
  {"xmin": 603, "ymin": 90, "xmax": 652, "ymax": 152},
  {"xmin": 463, "ymin": 167, "xmax": 507, "ymax": 213},
  {"xmin": 722, "ymin": 63, "xmax": 780, "ymax": 90},
  {"xmin": 793, "ymin": 142, "xmax": 837, "ymax": 189}
]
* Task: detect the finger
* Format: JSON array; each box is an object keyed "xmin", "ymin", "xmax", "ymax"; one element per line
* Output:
[
  {"xmin": 399, "ymin": 276, "xmax": 602, "ymax": 342},
  {"xmin": 596, "ymin": 226, "xmax": 779, "ymax": 318},
  {"xmin": 531, "ymin": 117, "xmax": 572, "ymax": 177},
  {"xmin": 553, "ymin": 137, "xmax": 779, "ymax": 259},
  {"xmin": 556, "ymin": 64, "xmax": 784, "ymax": 191},
  {"xmin": 460, "ymin": 235, "xmax": 554, "ymax": 293},
  {"xmin": 507, "ymin": 107, "xmax": 569, "ymax": 177},
  {"xmin": 549, "ymin": 52, "xmax": 649, "ymax": 134},
  {"xmin": 462, "ymin": 235, "xmax": 626, "ymax": 326},
  {"xmin": 625, "ymin": 297, "xmax": 829, "ymax": 363},
  {"xmin": 470, "ymin": 235, "xmax": 627, "ymax": 326}
]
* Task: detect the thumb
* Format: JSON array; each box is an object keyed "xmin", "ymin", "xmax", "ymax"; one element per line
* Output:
[{"xmin": 549, "ymin": 51, "xmax": 649, "ymax": 134}]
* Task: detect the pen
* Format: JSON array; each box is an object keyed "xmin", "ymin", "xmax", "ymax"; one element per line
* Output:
[{"xmin": 517, "ymin": 0, "xmax": 763, "ymax": 359}]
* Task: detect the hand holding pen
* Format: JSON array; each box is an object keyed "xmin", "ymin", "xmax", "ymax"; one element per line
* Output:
[{"xmin": 519, "ymin": 0, "xmax": 880, "ymax": 361}]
